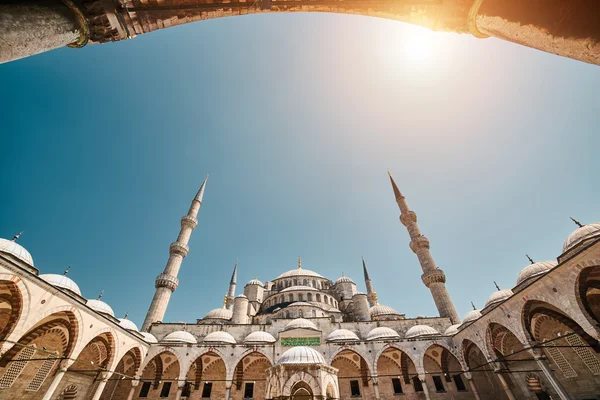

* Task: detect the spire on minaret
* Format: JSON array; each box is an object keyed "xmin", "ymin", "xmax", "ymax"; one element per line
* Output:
[
  {"xmin": 388, "ymin": 171, "xmax": 460, "ymax": 324},
  {"xmin": 570, "ymin": 217, "xmax": 584, "ymax": 228},
  {"xmin": 230, "ymin": 259, "xmax": 238, "ymax": 285},
  {"xmin": 11, "ymin": 232, "xmax": 22, "ymax": 242},
  {"xmin": 226, "ymin": 259, "xmax": 238, "ymax": 310},
  {"xmin": 471, "ymin": 301, "xmax": 476, "ymax": 310},
  {"xmin": 526, "ymin": 254, "xmax": 534, "ymax": 264},
  {"xmin": 362, "ymin": 256, "xmax": 377, "ymax": 307},
  {"xmin": 63, "ymin": 266, "xmax": 71, "ymax": 276},
  {"xmin": 298, "ymin": 256, "xmax": 302, "ymax": 270},
  {"xmin": 494, "ymin": 281, "xmax": 501, "ymax": 291},
  {"xmin": 141, "ymin": 177, "xmax": 208, "ymax": 332},
  {"xmin": 362, "ymin": 256, "xmax": 370, "ymax": 281}
]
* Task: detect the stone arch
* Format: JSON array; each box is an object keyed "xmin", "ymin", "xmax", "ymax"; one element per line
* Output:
[
  {"xmin": 331, "ymin": 348, "xmax": 372, "ymax": 399},
  {"xmin": 100, "ymin": 346, "xmax": 143, "ymax": 400},
  {"xmin": 231, "ymin": 351, "xmax": 272, "ymax": 400},
  {"xmin": 461, "ymin": 339, "xmax": 503, "ymax": 399},
  {"xmin": 185, "ymin": 350, "xmax": 227, "ymax": 399},
  {"xmin": 139, "ymin": 349, "xmax": 179, "ymax": 396},
  {"xmin": 282, "ymin": 371, "xmax": 320, "ymax": 397},
  {"xmin": 376, "ymin": 346, "xmax": 420, "ymax": 398},
  {"xmin": 373, "ymin": 344, "xmax": 420, "ymax": 375},
  {"xmin": 576, "ymin": 264, "xmax": 600, "ymax": 327},
  {"xmin": 422, "ymin": 343, "xmax": 468, "ymax": 395},
  {"xmin": 0, "ymin": 277, "xmax": 26, "ymax": 342},
  {"xmin": 232, "ymin": 346, "xmax": 274, "ymax": 370}
]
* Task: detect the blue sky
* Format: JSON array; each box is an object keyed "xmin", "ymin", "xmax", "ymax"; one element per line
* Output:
[{"xmin": 1, "ymin": 13, "xmax": 599, "ymax": 327}]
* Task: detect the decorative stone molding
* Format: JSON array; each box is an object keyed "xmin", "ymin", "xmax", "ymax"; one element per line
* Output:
[
  {"xmin": 155, "ymin": 273, "xmax": 179, "ymax": 291},
  {"xmin": 400, "ymin": 211, "xmax": 417, "ymax": 226},
  {"xmin": 180, "ymin": 215, "xmax": 198, "ymax": 230},
  {"xmin": 410, "ymin": 236, "xmax": 430, "ymax": 253},
  {"xmin": 421, "ymin": 270, "xmax": 446, "ymax": 287},
  {"xmin": 169, "ymin": 242, "xmax": 189, "ymax": 257}
]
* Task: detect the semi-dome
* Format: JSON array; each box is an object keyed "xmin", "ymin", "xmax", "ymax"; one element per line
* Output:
[
  {"xmin": 204, "ymin": 307, "xmax": 233, "ymax": 320},
  {"xmin": 284, "ymin": 318, "xmax": 318, "ymax": 331},
  {"xmin": 326, "ymin": 329, "xmax": 360, "ymax": 342},
  {"xmin": 485, "ymin": 289, "xmax": 513, "ymax": 308},
  {"xmin": 563, "ymin": 223, "xmax": 600, "ymax": 252},
  {"xmin": 204, "ymin": 331, "xmax": 236, "ymax": 344},
  {"xmin": 119, "ymin": 318, "xmax": 139, "ymax": 331},
  {"xmin": 245, "ymin": 278, "xmax": 263, "ymax": 286},
  {"xmin": 462, "ymin": 309, "xmax": 482, "ymax": 324},
  {"xmin": 516, "ymin": 261, "xmax": 558, "ymax": 285},
  {"xmin": 162, "ymin": 331, "xmax": 197, "ymax": 344},
  {"xmin": 0, "ymin": 237, "xmax": 34, "ymax": 266},
  {"xmin": 370, "ymin": 304, "xmax": 401, "ymax": 318},
  {"xmin": 281, "ymin": 286, "xmax": 318, "ymax": 292},
  {"xmin": 366, "ymin": 327, "xmax": 400, "ymax": 341},
  {"xmin": 335, "ymin": 274, "xmax": 355, "ymax": 284},
  {"xmin": 40, "ymin": 274, "xmax": 82, "ymax": 296},
  {"xmin": 141, "ymin": 332, "xmax": 158, "ymax": 343},
  {"xmin": 276, "ymin": 346, "xmax": 325, "ymax": 365},
  {"xmin": 86, "ymin": 299, "xmax": 115, "ymax": 317},
  {"xmin": 405, "ymin": 325, "xmax": 440, "ymax": 338},
  {"xmin": 244, "ymin": 331, "xmax": 276, "ymax": 344},
  {"xmin": 445, "ymin": 324, "xmax": 461, "ymax": 336}
]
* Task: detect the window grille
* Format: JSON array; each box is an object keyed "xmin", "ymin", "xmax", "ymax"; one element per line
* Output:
[
  {"xmin": 545, "ymin": 346, "xmax": 577, "ymax": 378},
  {"xmin": 26, "ymin": 351, "xmax": 58, "ymax": 391},
  {"xmin": 0, "ymin": 345, "xmax": 36, "ymax": 388},
  {"xmin": 565, "ymin": 334, "xmax": 600, "ymax": 375}
]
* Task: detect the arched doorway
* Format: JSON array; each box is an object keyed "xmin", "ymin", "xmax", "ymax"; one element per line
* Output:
[
  {"xmin": 100, "ymin": 347, "xmax": 142, "ymax": 400},
  {"xmin": 139, "ymin": 351, "xmax": 180, "ymax": 400},
  {"xmin": 577, "ymin": 265, "xmax": 600, "ymax": 326},
  {"xmin": 291, "ymin": 381, "xmax": 313, "ymax": 400},
  {"xmin": 376, "ymin": 347, "xmax": 418, "ymax": 399},
  {"xmin": 231, "ymin": 351, "xmax": 271, "ymax": 400},
  {"xmin": 423, "ymin": 344, "xmax": 472, "ymax": 397},
  {"xmin": 0, "ymin": 279, "xmax": 23, "ymax": 341},
  {"xmin": 331, "ymin": 349, "xmax": 371, "ymax": 399},
  {"xmin": 185, "ymin": 351, "xmax": 226, "ymax": 399},
  {"xmin": 462, "ymin": 339, "xmax": 505, "ymax": 400}
]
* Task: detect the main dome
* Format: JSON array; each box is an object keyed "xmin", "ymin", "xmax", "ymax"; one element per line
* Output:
[
  {"xmin": 516, "ymin": 261, "xmax": 558, "ymax": 285},
  {"xmin": 563, "ymin": 223, "xmax": 600, "ymax": 252},
  {"xmin": 276, "ymin": 269, "xmax": 323, "ymax": 280},
  {"xmin": 277, "ymin": 346, "xmax": 325, "ymax": 365},
  {"xmin": 40, "ymin": 274, "xmax": 82, "ymax": 296},
  {"xmin": 0, "ymin": 238, "xmax": 34, "ymax": 266},
  {"xmin": 281, "ymin": 286, "xmax": 318, "ymax": 292},
  {"xmin": 405, "ymin": 325, "xmax": 440, "ymax": 338}
]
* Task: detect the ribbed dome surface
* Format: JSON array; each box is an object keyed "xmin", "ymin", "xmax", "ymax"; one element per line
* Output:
[
  {"xmin": 563, "ymin": 223, "xmax": 600, "ymax": 252},
  {"xmin": 516, "ymin": 261, "xmax": 558, "ymax": 285},
  {"xmin": 0, "ymin": 238, "xmax": 34, "ymax": 266},
  {"xmin": 445, "ymin": 324, "xmax": 461, "ymax": 336},
  {"xmin": 141, "ymin": 332, "xmax": 158, "ymax": 343},
  {"xmin": 87, "ymin": 299, "xmax": 115, "ymax": 317},
  {"xmin": 246, "ymin": 279, "xmax": 263, "ymax": 286},
  {"xmin": 244, "ymin": 331, "xmax": 276, "ymax": 343},
  {"xmin": 485, "ymin": 289, "xmax": 513, "ymax": 308},
  {"xmin": 405, "ymin": 325, "xmax": 440, "ymax": 338},
  {"xmin": 288, "ymin": 302, "xmax": 313, "ymax": 307},
  {"xmin": 366, "ymin": 327, "xmax": 400, "ymax": 341},
  {"xmin": 281, "ymin": 286, "xmax": 318, "ymax": 292},
  {"xmin": 40, "ymin": 274, "xmax": 82, "ymax": 296},
  {"xmin": 163, "ymin": 331, "xmax": 197, "ymax": 344},
  {"xmin": 204, "ymin": 331, "xmax": 236, "ymax": 344},
  {"xmin": 276, "ymin": 269, "xmax": 323, "ymax": 279},
  {"xmin": 335, "ymin": 275, "xmax": 355, "ymax": 284},
  {"xmin": 284, "ymin": 318, "xmax": 318, "ymax": 331},
  {"xmin": 204, "ymin": 308, "xmax": 233, "ymax": 320},
  {"xmin": 119, "ymin": 318, "xmax": 139, "ymax": 331},
  {"xmin": 462, "ymin": 309, "xmax": 482, "ymax": 324},
  {"xmin": 326, "ymin": 329, "xmax": 360, "ymax": 342},
  {"xmin": 370, "ymin": 304, "xmax": 401, "ymax": 317},
  {"xmin": 276, "ymin": 346, "xmax": 325, "ymax": 365}
]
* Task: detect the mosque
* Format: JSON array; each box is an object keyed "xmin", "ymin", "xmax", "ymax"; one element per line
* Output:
[{"xmin": 1, "ymin": 173, "xmax": 599, "ymax": 400}]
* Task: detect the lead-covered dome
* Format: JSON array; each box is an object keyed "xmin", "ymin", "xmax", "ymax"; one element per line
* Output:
[
  {"xmin": 277, "ymin": 346, "xmax": 325, "ymax": 365},
  {"xmin": 87, "ymin": 299, "xmax": 115, "ymax": 317},
  {"xmin": 119, "ymin": 318, "xmax": 139, "ymax": 332},
  {"xmin": 462, "ymin": 309, "xmax": 482, "ymax": 324},
  {"xmin": 405, "ymin": 325, "xmax": 440, "ymax": 338},
  {"xmin": 244, "ymin": 331, "xmax": 276, "ymax": 344},
  {"xmin": 370, "ymin": 304, "xmax": 401, "ymax": 318},
  {"xmin": 563, "ymin": 223, "xmax": 600, "ymax": 252},
  {"xmin": 204, "ymin": 307, "xmax": 233, "ymax": 320},
  {"xmin": 445, "ymin": 324, "xmax": 461, "ymax": 336},
  {"xmin": 284, "ymin": 318, "xmax": 319, "ymax": 331},
  {"xmin": 40, "ymin": 274, "xmax": 82, "ymax": 296},
  {"xmin": 163, "ymin": 331, "xmax": 197, "ymax": 344},
  {"xmin": 335, "ymin": 274, "xmax": 355, "ymax": 285},
  {"xmin": 485, "ymin": 289, "xmax": 513, "ymax": 308},
  {"xmin": 141, "ymin": 332, "xmax": 158, "ymax": 343},
  {"xmin": 516, "ymin": 261, "xmax": 558, "ymax": 285},
  {"xmin": 0, "ymin": 237, "xmax": 34, "ymax": 266},
  {"xmin": 281, "ymin": 286, "xmax": 318, "ymax": 292},
  {"xmin": 367, "ymin": 327, "xmax": 400, "ymax": 341},
  {"xmin": 204, "ymin": 331, "xmax": 236, "ymax": 344},
  {"xmin": 276, "ymin": 266, "xmax": 323, "ymax": 280},
  {"xmin": 245, "ymin": 278, "xmax": 263, "ymax": 286},
  {"xmin": 326, "ymin": 329, "xmax": 360, "ymax": 342}
]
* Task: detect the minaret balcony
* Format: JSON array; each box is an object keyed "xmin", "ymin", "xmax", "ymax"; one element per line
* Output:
[
  {"xmin": 421, "ymin": 269, "xmax": 446, "ymax": 287},
  {"xmin": 400, "ymin": 210, "xmax": 417, "ymax": 226},
  {"xmin": 155, "ymin": 273, "xmax": 179, "ymax": 291},
  {"xmin": 409, "ymin": 235, "xmax": 430, "ymax": 252},
  {"xmin": 181, "ymin": 215, "xmax": 198, "ymax": 229},
  {"xmin": 170, "ymin": 242, "xmax": 190, "ymax": 257}
]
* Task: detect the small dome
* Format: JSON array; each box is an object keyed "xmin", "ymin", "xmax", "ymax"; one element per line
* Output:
[
  {"xmin": 485, "ymin": 289, "xmax": 513, "ymax": 308},
  {"xmin": 204, "ymin": 331, "xmax": 236, "ymax": 344},
  {"xmin": 370, "ymin": 304, "xmax": 401, "ymax": 317},
  {"xmin": 445, "ymin": 324, "xmax": 461, "ymax": 336},
  {"xmin": 366, "ymin": 327, "xmax": 400, "ymax": 341},
  {"xmin": 405, "ymin": 325, "xmax": 440, "ymax": 338},
  {"xmin": 246, "ymin": 278, "xmax": 263, "ymax": 286},
  {"xmin": 563, "ymin": 223, "xmax": 600, "ymax": 252},
  {"xmin": 40, "ymin": 274, "xmax": 82, "ymax": 296},
  {"xmin": 281, "ymin": 286, "xmax": 318, "ymax": 293},
  {"xmin": 235, "ymin": 294, "xmax": 248, "ymax": 299},
  {"xmin": 516, "ymin": 261, "xmax": 558, "ymax": 285},
  {"xmin": 335, "ymin": 275, "xmax": 355, "ymax": 284},
  {"xmin": 0, "ymin": 238, "xmax": 34, "ymax": 266},
  {"xmin": 86, "ymin": 299, "xmax": 115, "ymax": 317},
  {"xmin": 284, "ymin": 318, "xmax": 318, "ymax": 331},
  {"xmin": 204, "ymin": 308, "xmax": 233, "ymax": 320},
  {"xmin": 288, "ymin": 302, "xmax": 313, "ymax": 307},
  {"xmin": 141, "ymin": 332, "xmax": 158, "ymax": 343},
  {"xmin": 244, "ymin": 331, "xmax": 276, "ymax": 344},
  {"xmin": 119, "ymin": 318, "xmax": 139, "ymax": 331},
  {"xmin": 326, "ymin": 329, "xmax": 360, "ymax": 342},
  {"xmin": 163, "ymin": 331, "xmax": 197, "ymax": 344},
  {"xmin": 276, "ymin": 346, "xmax": 325, "ymax": 365},
  {"xmin": 463, "ymin": 309, "xmax": 482, "ymax": 324}
]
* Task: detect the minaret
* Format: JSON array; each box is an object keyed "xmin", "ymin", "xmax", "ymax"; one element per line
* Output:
[
  {"xmin": 141, "ymin": 175, "xmax": 208, "ymax": 331},
  {"xmin": 387, "ymin": 172, "xmax": 460, "ymax": 324},
  {"xmin": 362, "ymin": 256, "xmax": 377, "ymax": 307},
  {"xmin": 226, "ymin": 259, "xmax": 238, "ymax": 310}
]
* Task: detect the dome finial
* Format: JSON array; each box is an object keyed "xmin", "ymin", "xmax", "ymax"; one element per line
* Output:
[
  {"xmin": 526, "ymin": 254, "xmax": 534, "ymax": 264},
  {"xmin": 63, "ymin": 266, "xmax": 71, "ymax": 276},
  {"xmin": 11, "ymin": 232, "xmax": 23, "ymax": 242},
  {"xmin": 471, "ymin": 301, "xmax": 476, "ymax": 310},
  {"xmin": 97, "ymin": 290, "xmax": 104, "ymax": 300},
  {"xmin": 341, "ymin": 271, "xmax": 345, "ymax": 277},
  {"xmin": 124, "ymin": 311, "xmax": 129, "ymax": 319},
  {"xmin": 570, "ymin": 217, "xmax": 584, "ymax": 228},
  {"xmin": 222, "ymin": 295, "xmax": 227, "ymax": 308},
  {"xmin": 494, "ymin": 281, "xmax": 501, "ymax": 291},
  {"xmin": 298, "ymin": 256, "xmax": 302, "ymax": 270}
]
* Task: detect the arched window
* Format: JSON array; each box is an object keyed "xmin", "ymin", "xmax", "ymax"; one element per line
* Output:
[
  {"xmin": 324, "ymin": 295, "xmax": 328, "ymax": 304},
  {"xmin": 316, "ymin": 294, "xmax": 321, "ymax": 302},
  {"xmin": 290, "ymin": 294, "xmax": 294, "ymax": 302},
  {"xmin": 312, "ymin": 310, "xmax": 316, "ymax": 317},
  {"xmin": 307, "ymin": 293, "xmax": 313, "ymax": 301},
  {"xmin": 299, "ymin": 294, "xmax": 304, "ymax": 301},
  {"xmin": 0, "ymin": 344, "xmax": 36, "ymax": 388},
  {"xmin": 293, "ymin": 279, "xmax": 298, "ymax": 286},
  {"xmin": 312, "ymin": 280, "xmax": 316, "ymax": 287},
  {"xmin": 303, "ymin": 279, "xmax": 308, "ymax": 286}
]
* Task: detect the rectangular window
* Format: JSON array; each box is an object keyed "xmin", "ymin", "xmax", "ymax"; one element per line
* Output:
[
  {"xmin": 139, "ymin": 381, "xmax": 152, "ymax": 398},
  {"xmin": 202, "ymin": 382, "xmax": 213, "ymax": 398},
  {"xmin": 160, "ymin": 382, "xmax": 172, "ymax": 398},
  {"xmin": 350, "ymin": 380, "xmax": 361, "ymax": 397},
  {"xmin": 412, "ymin": 377, "xmax": 423, "ymax": 392},
  {"xmin": 244, "ymin": 382, "xmax": 254, "ymax": 398},
  {"xmin": 432, "ymin": 376, "xmax": 445, "ymax": 392},
  {"xmin": 391, "ymin": 378, "xmax": 403, "ymax": 394},
  {"xmin": 182, "ymin": 382, "xmax": 192, "ymax": 397},
  {"xmin": 453, "ymin": 375, "xmax": 467, "ymax": 391}
]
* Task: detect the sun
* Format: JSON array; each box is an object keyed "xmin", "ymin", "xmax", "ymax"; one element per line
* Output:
[{"xmin": 405, "ymin": 31, "xmax": 431, "ymax": 61}]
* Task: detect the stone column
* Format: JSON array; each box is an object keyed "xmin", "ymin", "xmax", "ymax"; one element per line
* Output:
[
  {"xmin": 464, "ymin": 373, "xmax": 481, "ymax": 400},
  {"xmin": 419, "ymin": 375, "xmax": 431, "ymax": 400},
  {"xmin": 90, "ymin": 372, "xmax": 112, "ymax": 400},
  {"xmin": 473, "ymin": 0, "xmax": 600, "ymax": 66},
  {"xmin": 372, "ymin": 376, "xmax": 380, "ymax": 400},
  {"xmin": 494, "ymin": 369, "xmax": 516, "ymax": 400},
  {"xmin": 126, "ymin": 380, "xmax": 140, "ymax": 400},
  {"xmin": 530, "ymin": 349, "xmax": 572, "ymax": 400},
  {"xmin": 0, "ymin": 0, "xmax": 87, "ymax": 64},
  {"xmin": 41, "ymin": 363, "xmax": 70, "ymax": 400},
  {"xmin": 225, "ymin": 380, "xmax": 232, "ymax": 400},
  {"xmin": 175, "ymin": 383, "xmax": 184, "ymax": 400}
]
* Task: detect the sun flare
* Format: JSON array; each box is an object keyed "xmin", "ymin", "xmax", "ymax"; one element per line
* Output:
[{"xmin": 405, "ymin": 32, "xmax": 431, "ymax": 61}]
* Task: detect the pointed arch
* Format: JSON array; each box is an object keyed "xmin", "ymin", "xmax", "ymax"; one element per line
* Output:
[
  {"xmin": 231, "ymin": 351, "xmax": 272, "ymax": 399},
  {"xmin": 185, "ymin": 350, "xmax": 227, "ymax": 399},
  {"xmin": 0, "ymin": 278, "xmax": 25, "ymax": 342},
  {"xmin": 576, "ymin": 264, "xmax": 600, "ymax": 327}
]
